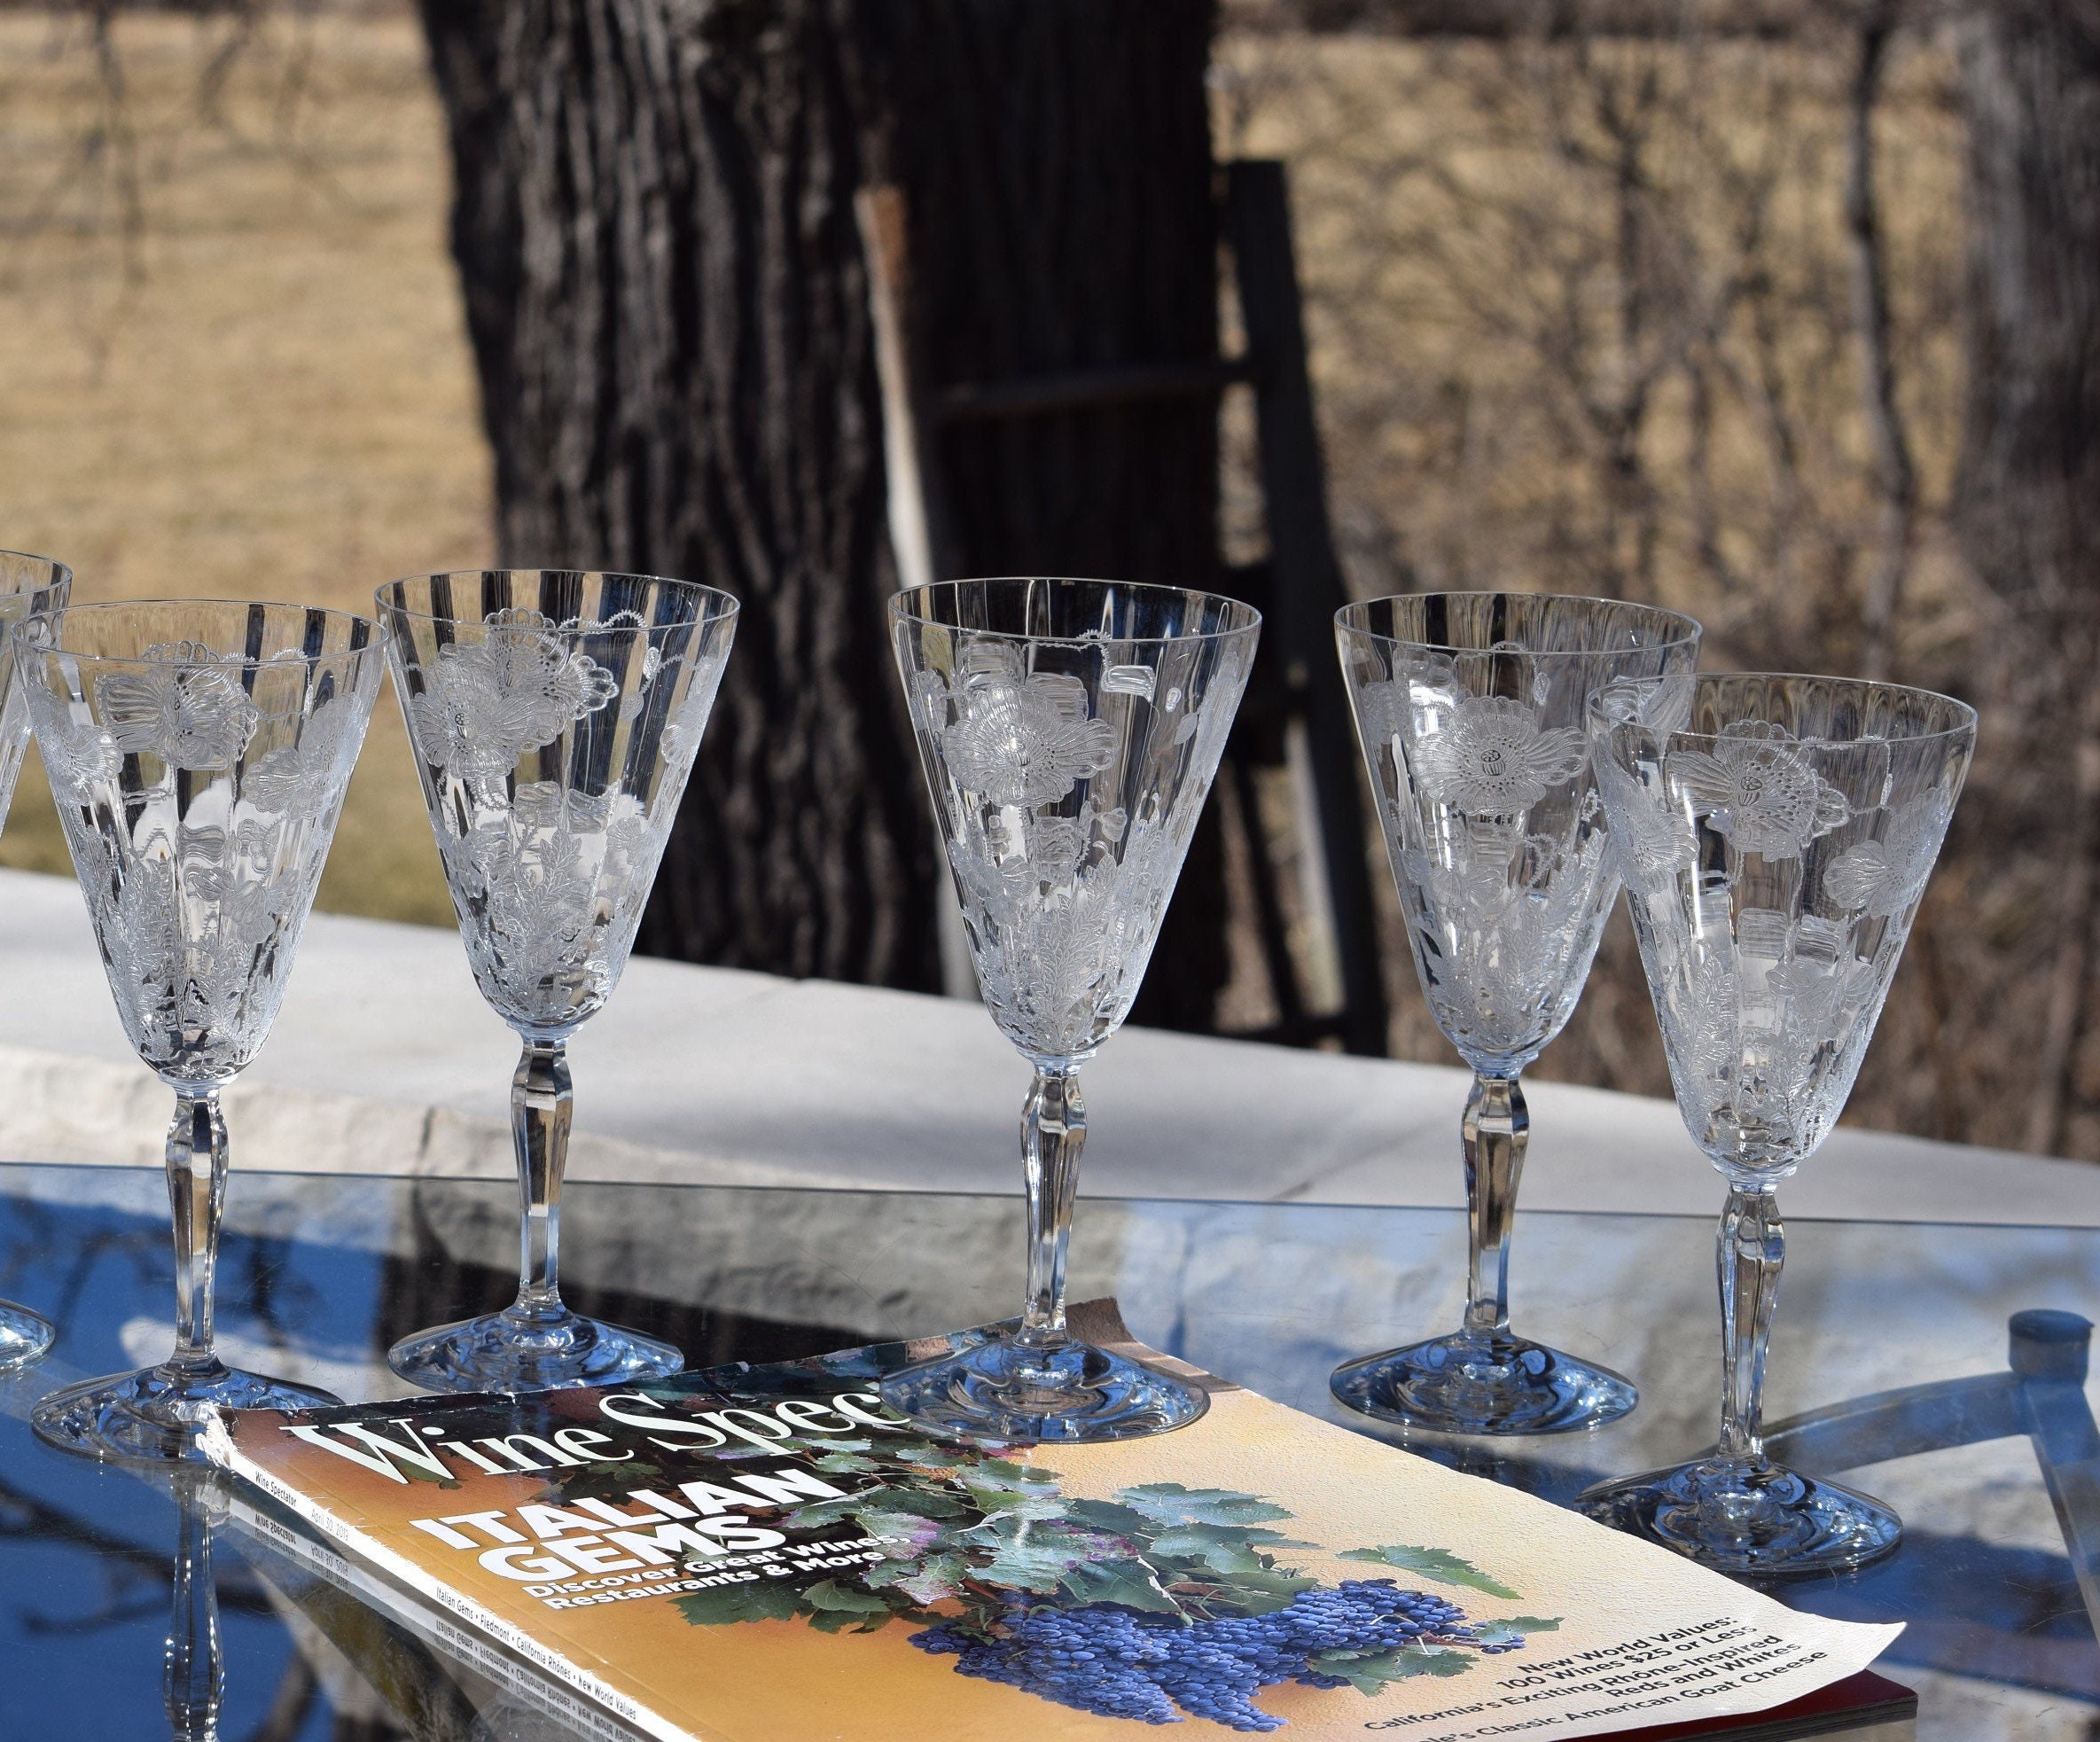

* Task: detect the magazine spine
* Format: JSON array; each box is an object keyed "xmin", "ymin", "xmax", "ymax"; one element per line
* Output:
[{"xmin": 198, "ymin": 1418, "xmax": 704, "ymax": 1742}]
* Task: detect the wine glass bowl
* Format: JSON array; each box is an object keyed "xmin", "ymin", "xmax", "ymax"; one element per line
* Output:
[
  {"xmin": 379, "ymin": 570, "xmax": 738, "ymax": 1393},
  {"xmin": 1330, "ymin": 591, "xmax": 1700, "ymax": 1436},
  {"xmin": 20, "ymin": 600, "xmax": 384, "ymax": 1460},
  {"xmin": 1581, "ymin": 672, "xmax": 1975, "ymax": 1574},
  {"xmin": 881, "ymin": 577, "xmax": 1258, "ymax": 1443},
  {"xmin": 0, "ymin": 551, "xmax": 71, "ymax": 1372}
]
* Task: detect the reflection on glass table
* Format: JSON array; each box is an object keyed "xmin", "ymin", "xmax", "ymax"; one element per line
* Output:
[{"xmin": 0, "ymin": 1160, "xmax": 2091, "ymax": 1739}]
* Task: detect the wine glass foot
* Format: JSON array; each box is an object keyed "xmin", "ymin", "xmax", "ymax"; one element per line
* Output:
[
  {"xmin": 1577, "ymin": 1456, "xmax": 1901, "ymax": 1577},
  {"xmin": 0, "ymin": 1298, "xmax": 53, "ymax": 1370},
  {"xmin": 388, "ymin": 1308, "xmax": 682, "ymax": 1394},
  {"xmin": 32, "ymin": 1362, "xmax": 342, "ymax": 1464},
  {"xmin": 1331, "ymin": 1330, "xmax": 1637, "ymax": 1435},
  {"xmin": 880, "ymin": 1335, "xmax": 1209, "ymax": 1445}
]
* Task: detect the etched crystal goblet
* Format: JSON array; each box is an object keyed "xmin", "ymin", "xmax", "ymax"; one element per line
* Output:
[
  {"xmin": 1581, "ymin": 673, "xmax": 1974, "ymax": 1574},
  {"xmin": 1331, "ymin": 592, "xmax": 1701, "ymax": 1435},
  {"xmin": 379, "ymin": 571, "xmax": 738, "ymax": 1392},
  {"xmin": 21, "ymin": 600, "xmax": 384, "ymax": 1460},
  {"xmin": 883, "ymin": 577, "xmax": 1259, "ymax": 1443},
  {"xmin": 0, "ymin": 551, "xmax": 71, "ymax": 1371}
]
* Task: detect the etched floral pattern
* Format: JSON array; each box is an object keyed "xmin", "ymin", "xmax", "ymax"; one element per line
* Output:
[
  {"xmin": 407, "ymin": 608, "xmax": 620, "ymax": 787},
  {"xmin": 1393, "ymin": 804, "xmax": 1615, "ymax": 1061},
  {"xmin": 391, "ymin": 601, "xmax": 731, "ymax": 1035},
  {"xmin": 436, "ymin": 780, "xmax": 675, "ymax": 1027},
  {"xmin": 1594, "ymin": 747, "xmax": 1696, "ymax": 891},
  {"xmin": 25, "ymin": 628, "xmax": 380, "ymax": 1083},
  {"xmin": 35, "ymin": 706, "xmax": 121, "ymax": 792},
  {"xmin": 1824, "ymin": 790, "xmax": 1955, "ymax": 918},
  {"xmin": 903, "ymin": 628, "xmax": 1249, "ymax": 1062},
  {"xmin": 98, "ymin": 642, "xmax": 262, "ymax": 770},
  {"xmin": 1599, "ymin": 695, "xmax": 1968, "ymax": 1174},
  {"xmin": 1411, "ymin": 695, "xmax": 1586, "ymax": 814},
  {"xmin": 939, "ymin": 660, "xmax": 1116, "ymax": 808},
  {"xmin": 1349, "ymin": 643, "xmax": 1675, "ymax": 1073},
  {"xmin": 1670, "ymin": 721, "xmax": 1850, "ymax": 859}
]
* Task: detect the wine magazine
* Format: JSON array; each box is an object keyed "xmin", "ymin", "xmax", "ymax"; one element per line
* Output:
[{"xmin": 199, "ymin": 1308, "xmax": 1901, "ymax": 1741}]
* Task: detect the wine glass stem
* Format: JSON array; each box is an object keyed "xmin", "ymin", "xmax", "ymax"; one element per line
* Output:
[
  {"xmin": 164, "ymin": 1473, "xmax": 223, "ymax": 1742},
  {"xmin": 1019, "ymin": 1066, "xmax": 1084, "ymax": 1351},
  {"xmin": 1461, "ymin": 1071, "xmax": 1527, "ymax": 1338},
  {"xmin": 511, "ymin": 1038, "xmax": 573, "ymax": 1324},
  {"xmin": 165, "ymin": 1090, "xmax": 227, "ymax": 1378},
  {"xmin": 1716, "ymin": 1183, "xmax": 1784, "ymax": 1463}
]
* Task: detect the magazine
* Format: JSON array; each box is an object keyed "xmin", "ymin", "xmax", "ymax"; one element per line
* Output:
[{"xmin": 200, "ymin": 1303, "xmax": 1902, "ymax": 1742}]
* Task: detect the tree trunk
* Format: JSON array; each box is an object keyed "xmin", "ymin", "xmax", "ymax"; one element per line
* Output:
[
  {"xmin": 1949, "ymin": 0, "xmax": 2100, "ymax": 1155},
  {"xmin": 416, "ymin": 0, "xmax": 1228, "ymax": 1029}
]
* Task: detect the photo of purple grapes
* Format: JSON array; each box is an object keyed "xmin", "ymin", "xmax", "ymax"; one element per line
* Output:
[
  {"xmin": 673, "ymin": 1418, "xmax": 1552, "ymax": 1728},
  {"xmin": 910, "ymin": 1579, "xmax": 1527, "ymax": 1731}
]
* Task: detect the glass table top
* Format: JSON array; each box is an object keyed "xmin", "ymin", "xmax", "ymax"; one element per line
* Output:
[{"xmin": 0, "ymin": 1160, "xmax": 2092, "ymax": 1740}]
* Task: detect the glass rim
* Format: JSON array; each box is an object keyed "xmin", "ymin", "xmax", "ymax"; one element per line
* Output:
[
  {"xmin": 376, "ymin": 568, "xmax": 741, "ymax": 629},
  {"xmin": 14, "ymin": 598, "xmax": 384, "ymax": 670},
  {"xmin": 890, "ymin": 575, "xmax": 1261, "ymax": 644},
  {"xmin": 1337, "ymin": 590, "xmax": 1702, "ymax": 658},
  {"xmin": 1594, "ymin": 668, "xmax": 1979, "ymax": 746},
  {"xmin": 0, "ymin": 550, "xmax": 73, "ymax": 588}
]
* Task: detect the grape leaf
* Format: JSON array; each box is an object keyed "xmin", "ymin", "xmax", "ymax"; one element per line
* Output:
[
  {"xmin": 866, "ymin": 1551, "xmax": 971, "ymax": 1607},
  {"xmin": 1056, "ymin": 1558, "xmax": 1185, "ymax": 1617},
  {"xmin": 978, "ymin": 1527, "xmax": 1124, "ymax": 1591},
  {"xmin": 1310, "ymin": 1646, "xmax": 1477, "ymax": 1692},
  {"xmin": 809, "ymin": 1451, "xmax": 886, "ymax": 1475},
  {"xmin": 673, "ymin": 1579, "xmax": 808, "ymax": 1628},
  {"xmin": 797, "ymin": 1582, "xmax": 897, "ymax": 1635},
  {"xmin": 967, "ymin": 1458, "xmax": 1060, "ymax": 1495},
  {"xmin": 968, "ymin": 1493, "xmax": 1068, "ymax": 1525},
  {"xmin": 1116, "ymin": 1483, "xmax": 1293, "ymax": 1527},
  {"xmin": 1472, "ymin": 1621, "xmax": 1550, "ymax": 1650},
  {"xmin": 1144, "ymin": 1527, "xmax": 1292, "ymax": 1583},
  {"xmin": 1339, "ymin": 1545, "xmax": 1520, "ymax": 1598},
  {"xmin": 1063, "ymin": 1497, "xmax": 1154, "ymax": 1538}
]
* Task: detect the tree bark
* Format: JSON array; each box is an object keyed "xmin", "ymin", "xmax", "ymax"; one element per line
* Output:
[
  {"xmin": 416, "ymin": 0, "xmax": 1226, "ymax": 1025},
  {"xmin": 1949, "ymin": 0, "xmax": 2100, "ymax": 1154}
]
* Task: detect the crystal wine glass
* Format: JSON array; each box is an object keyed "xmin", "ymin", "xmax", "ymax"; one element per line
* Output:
[
  {"xmin": 21, "ymin": 600, "xmax": 385, "ymax": 1461},
  {"xmin": 379, "ymin": 570, "xmax": 738, "ymax": 1392},
  {"xmin": 1331, "ymin": 592, "xmax": 1701, "ymax": 1435},
  {"xmin": 1581, "ymin": 672, "xmax": 1974, "ymax": 1573},
  {"xmin": 883, "ymin": 577, "xmax": 1259, "ymax": 1443},
  {"xmin": 0, "ymin": 551, "xmax": 71, "ymax": 1370}
]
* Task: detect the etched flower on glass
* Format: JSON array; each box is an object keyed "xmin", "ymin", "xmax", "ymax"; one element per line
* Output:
[
  {"xmin": 1670, "ymin": 721, "xmax": 1852, "ymax": 857},
  {"xmin": 884, "ymin": 578, "xmax": 1259, "ymax": 1443},
  {"xmin": 0, "ymin": 552, "xmax": 70, "ymax": 1371},
  {"xmin": 380, "ymin": 571, "xmax": 738, "ymax": 1392},
  {"xmin": 1331, "ymin": 593, "xmax": 1700, "ymax": 1436},
  {"xmin": 1824, "ymin": 790, "xmax": 1953, "ymax": 918},
  {"xmin": 20, "ymin": 600, "xmax": 384, "ymax": 1462},
  {"xmin": 1582, "ymin": 673, "xmax": 1974, "ymax": 1574},
  {"xmin": 1413, "ymin": 695, "xmax": 1587, "ymax": 813}
]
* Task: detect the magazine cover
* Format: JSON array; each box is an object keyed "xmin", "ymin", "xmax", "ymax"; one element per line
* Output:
[{"xmin": 200, "ymin": 1306, "xmax": 1901, "ymax": 1742}]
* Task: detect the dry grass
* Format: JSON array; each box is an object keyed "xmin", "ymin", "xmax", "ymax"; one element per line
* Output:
[{"xmin": 0, "ymin": 5, "xmax": 480, "ymax": 925}]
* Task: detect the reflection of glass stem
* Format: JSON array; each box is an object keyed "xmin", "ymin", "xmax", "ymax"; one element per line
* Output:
[
  {"xmin": 1018, "ymin": 1067, "xmax": 1084, "ymax": 1350},
  {"xmin": 508, "ymin": 1039, "xmax": 572, "ymax": 1328},
  {"xmin": 167, "ymin": 1092, "xmax": 230, "ymax": 1384},
  {"xmin": 1715, "ymin": 1183, "xmax": 1783, "ymax": 1465},
  {"xmin": 165, "ymin": 1473, "xmax": 223, "ymax": 1742},
  {"xmin": 1461, "ymin": 1073, "xmax": 1527, "ymax": 1340}
]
